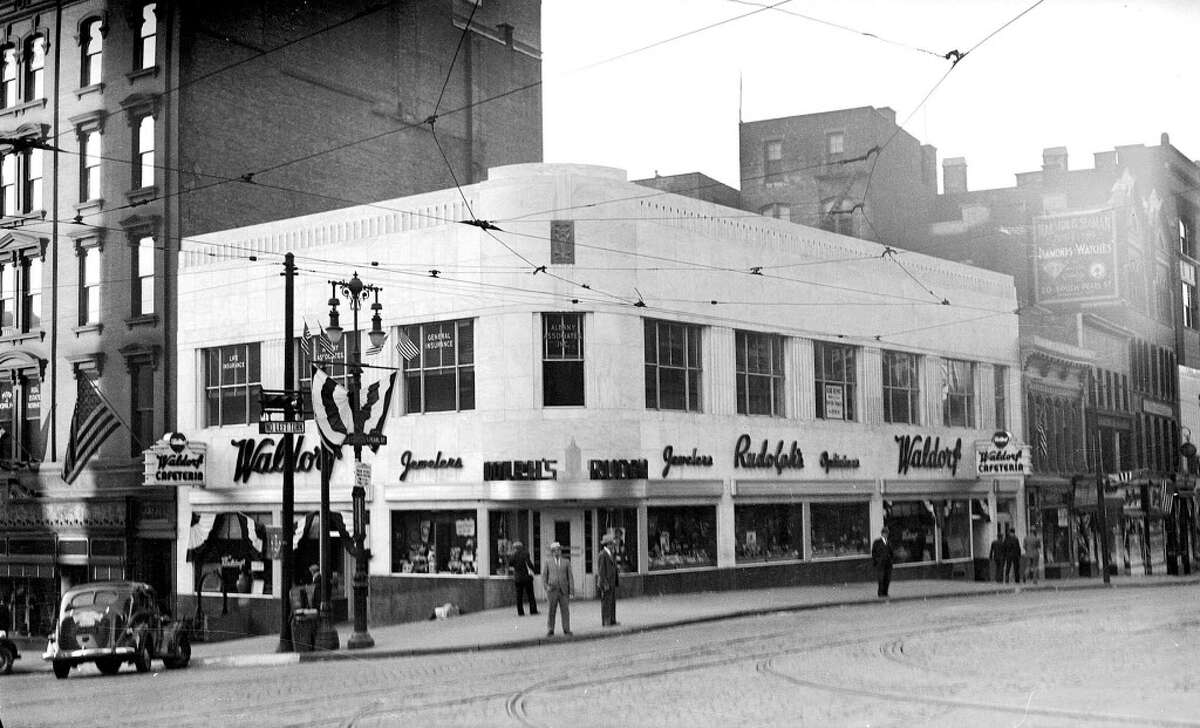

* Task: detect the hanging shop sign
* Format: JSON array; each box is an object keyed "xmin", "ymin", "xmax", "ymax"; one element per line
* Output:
[
  {"xmin": 588, "ymin": 458, "xmax": 649, "ymax": 480},
  {"xmin": 661, "ymin": 445, "xmax": 715, "ymax": 477},
  {"xmin": 230, "ymin": 436, "xmax": 326, "ymax": 484},
  {"xmin": 818, "ymin": 451, "xmax": 860, "ymax": 472},
  {"xmin": 483, "ymin": 459, "xmax": 558, "ymax": 481},
  {"xmin": 974, "ymin": 430, "xmax": 1031, "ymax": 476},
  {"xmin": 895, "ymin": 434, "xmax": 963, "ymax": 476},
  {"xmin": 733, "ymin": 434, "xmax": 805, "ymax": 475},
  {"xmin": 399, "ymin": 450, "xmax": 463, "ymax": 481},
  {"xmin": 143, "ymin": 433, "xmax": 208, "ymax": 487}
]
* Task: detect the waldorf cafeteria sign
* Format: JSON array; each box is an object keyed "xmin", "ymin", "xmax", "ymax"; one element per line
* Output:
[
  {"xmin": 143, "ymin": 432, "xmax": 208, "ymax": 487},
  {"xmin": 974, "ymin": 431, "xmax": 1031, "ymax": 476}
]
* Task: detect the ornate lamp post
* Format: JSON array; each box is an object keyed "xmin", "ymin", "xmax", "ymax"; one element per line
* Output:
[{"xmin": 324, "ymin": 273, "xmax": 384, "ymax": 649}]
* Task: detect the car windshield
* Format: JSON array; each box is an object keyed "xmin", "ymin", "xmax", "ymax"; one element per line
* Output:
[{"xmin": 65, "ymin": 589, "xmax": 122, "ymax": 611}]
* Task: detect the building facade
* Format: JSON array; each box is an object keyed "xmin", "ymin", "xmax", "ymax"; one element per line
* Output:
[
  {"xmin": 173, "ymin": 163, "xmax": 1023, "ymax": 636},
  {"xmin": 0, "ymin": 0, "xmax": 541, "ymax": 637}
]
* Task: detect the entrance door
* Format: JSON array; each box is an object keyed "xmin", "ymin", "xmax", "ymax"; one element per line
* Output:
[{"xmin": 537, "ymin": 510, "xmax": 589, "ymax": 599}]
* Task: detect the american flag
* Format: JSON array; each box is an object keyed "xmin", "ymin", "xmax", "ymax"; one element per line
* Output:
[
  {"xmin": 364, "ymin": 332, "xmax": 386, "ymax": 358},
  {"xmin": 316, "ymin": 322, "xmax": 337, "ymax": 360},
  {"xmin": 1036, "ymin": 422, "xmax": 1048, "ymax": 461},
  {"xmin": 300, "ymin": 321, "xmax": 312, "ymax": 358},
  {"xmin": 62, "ymin": 377, "xmax": 121, "ymax": 484},
  {"xmin": 396, "ymin": 330, "xmax": 420, "ymax": 361}
]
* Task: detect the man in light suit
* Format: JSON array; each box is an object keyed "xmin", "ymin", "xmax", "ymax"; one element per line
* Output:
[
  {"xmin": 541, "ymin": 541, "xmax": 573, "ymax": 636},
  {"xmin": 597, "ymin": 533, "xmax": 619, "ymax": 627}
]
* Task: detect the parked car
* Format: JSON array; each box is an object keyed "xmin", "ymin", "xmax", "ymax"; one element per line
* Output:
[
  {"xmin": 43, "ymin": 581, "xmax": 190, "ymax": 679},
  {"xmin": 0, "ymin": 629, "xmax": 18, "ymax": 674}
]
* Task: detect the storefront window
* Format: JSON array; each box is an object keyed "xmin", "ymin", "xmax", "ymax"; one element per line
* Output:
[
  {"xmin": 734, "ymin": 503, "xmax": 802, "ymax": 562},
  {"xmin": 810, "ymin": 501, "xmax": 870, "ymax": 558},
  {"xmin": 391, "ymin": 510, "xmax": 477, "ymax": 574},
  {"xmin": 489, "ymin": 508, "xmax": 531, "ymax": 576},
  {"xmin": 190, "ymin": 512, "xmax": 273, "ymax": 595},
  {"xmin": 884, "ymin": 500, "xmax": 935, "ymax": 563},
  {"xmin": 938, "ymin": 500, "xmax": 971, "ymax": 560},
  {"xmin": 598, "ymin": 508, "xmax": 638, "ymax": 573},
  {"xmin": 647, "ymin": 505, "xmax": 716, "ymax": 570}
]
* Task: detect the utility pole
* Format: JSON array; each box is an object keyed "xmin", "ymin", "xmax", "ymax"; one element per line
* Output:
[
  {"xmin": 1095, "ymin": 430, "xmax": 1111, "ymax": 585},
  {"xmin": 277, "ymin": 252, "xmax": 297, "ymax": 651}
]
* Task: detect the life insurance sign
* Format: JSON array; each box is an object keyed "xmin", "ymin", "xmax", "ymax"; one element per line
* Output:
[
  {"xmin": 143, "ymin": 432, "xmax": 208, "ymax": 487},
  {"xmin": 975, "ymin": 431, "xmax": 1031, "ymax": 477}
]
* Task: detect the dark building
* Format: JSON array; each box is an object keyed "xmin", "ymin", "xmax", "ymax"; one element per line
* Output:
[
  {"xmin": 0, "ymin": 0, "xmax": 541, "ymax": 636},
  {"xmin": 632, "ymin": 171, "xmax": 740, "ymax": 209}
]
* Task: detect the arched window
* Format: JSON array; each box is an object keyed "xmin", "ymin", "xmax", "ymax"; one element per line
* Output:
[
  {"xmin": 138, "ymin": 4, "xmax": 157, "ymax": 70},
  {"xmin": 0, "ymin": 46, "xmax": 17, "ymax": 108},
  {"xmin": 81, "ymin": 19, "xmax": 103, "ymax": 86},
  {"xmin": 23, "ymin": 35, "xmax": 46, "ymax": 101}
]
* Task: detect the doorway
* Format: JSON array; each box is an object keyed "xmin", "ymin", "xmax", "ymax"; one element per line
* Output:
[{"xmin": 537, "ymin": 510, "xmax": 589, "ymax": 599}]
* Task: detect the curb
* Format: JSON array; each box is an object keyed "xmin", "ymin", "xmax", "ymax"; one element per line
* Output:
[{"xmin": 194, "ymin": 577, "xmax": 1200, "ymax": 668}]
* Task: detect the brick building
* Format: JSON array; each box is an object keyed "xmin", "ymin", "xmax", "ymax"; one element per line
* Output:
[{"xmin": 0, "ymin": 0, "xmax": 541, "ymax": 636}]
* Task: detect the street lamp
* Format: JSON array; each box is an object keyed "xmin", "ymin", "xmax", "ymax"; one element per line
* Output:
[{"xmin": 325, "ymin": 272, "xmax": 383, "ymax": 650}]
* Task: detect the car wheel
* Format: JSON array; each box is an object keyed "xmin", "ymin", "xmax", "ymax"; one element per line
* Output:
[
  {"xmin": 52, "ymin": 660, "xmax": 71, "ymax": 679},
  {"xmin": 163, "ymin": 634, "xmax": 190, "ymax": 669},
  {"xmin": 0, "ymin": 645, "xmax": 13, "ymax": 675},
  {"xmin": 133, "ymin": 638, "xmax": 153, "ymax": 673},
  {"xmin": 97, "ymin": 658, "xmax": 122, "ymax": 675}
]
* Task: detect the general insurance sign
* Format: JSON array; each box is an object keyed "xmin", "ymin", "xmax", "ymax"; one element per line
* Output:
[{"xmin": 975, "ymin": 431, "xmax": 1031, "ymax": 476}]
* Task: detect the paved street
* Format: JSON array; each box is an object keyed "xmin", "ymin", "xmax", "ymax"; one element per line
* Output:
[{"xmin": 4, "ymin": 583, "xmax": 1199, "ymax": 727}]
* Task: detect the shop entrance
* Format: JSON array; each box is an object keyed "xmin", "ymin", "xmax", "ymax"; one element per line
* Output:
[{"xmin": 537, "ymin": 510, "xmax": 589, "ymax": 599}]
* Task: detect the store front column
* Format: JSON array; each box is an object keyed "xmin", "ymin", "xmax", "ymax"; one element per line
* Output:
[{"xmin": 716, "ymin": 483, "xmax": 736, "ymax": 568}]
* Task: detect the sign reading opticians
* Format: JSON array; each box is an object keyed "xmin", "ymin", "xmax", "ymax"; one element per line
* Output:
[
  {"xmin": 661, "ymin": 446, "xmax": 714, "ymax": 477},
  {"xmin": 144, "ymin": 432, "xmax": 208, "ymax": 487},
  {"xmin": 974, "ymin": 430, "xmax": 1031, "ymax": 476},
  {"xmin": 895, "ymin": 434, "xmax": 963, "ymax": 476},
  {"xmin": 483, "ymin": 459, "xmax": 558, "ymax": 481}
]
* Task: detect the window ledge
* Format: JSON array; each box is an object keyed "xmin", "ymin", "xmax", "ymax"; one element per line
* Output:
[
  {"xmin": 125, "ymin": 186, "xmax": 158, "ymax": 207},
  {"xmin": 75, "ymin": 83, "xmax": 104, "ymax": 100},
  {"xmin": 0, "ymin": 98, "xmax": 48, "ymax": 120},
  {"xmin": 125, "ymin": 313, "xmax": 158, "ymax": 330},
  {"xmin": 73, "ymin": 323, "xmax": 103, "ymax": 337},
  {"xmin": 73, "ymin": 199, "xmax": 104, "ymax": 220},
  {"xmin": 127, "ymin": 66, "xmax": 160, "ymax": 83},
  {"xmin": 0, "ymin": 329, "xmax": 45, "ymax": 345}
]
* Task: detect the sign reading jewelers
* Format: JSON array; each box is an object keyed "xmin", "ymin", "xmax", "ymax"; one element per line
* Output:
[
  {"xmin": 143, "ymin": 432, "xmax": 208, "ymax": 487},
  {"xmin": 974, "ymin": 430, "xmax": 1031, "ymax": 476}
]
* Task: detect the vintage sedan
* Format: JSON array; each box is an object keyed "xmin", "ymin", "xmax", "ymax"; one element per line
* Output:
[
  {"xmin": 43, "ymin": 581, "xmax": 190, "ymax": 679},
  {"xmin": 0, "ymin": 628, "xmax": 18, "ymax": 674}
]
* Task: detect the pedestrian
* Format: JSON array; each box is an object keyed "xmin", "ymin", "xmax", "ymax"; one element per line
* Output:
[
  {"xmin": 871, "ymin": 527, "xmax": 894, "ymax": 598},
  {"xmin": 989, "ymin": 529, "xmax": 1005, "ymax": 583},
  {"xmin": 597, "ymin": 533, "xmax": 619, "ymax": 626},
  {"xmin": 308, "ymin": 563, "xmax": 323, "ymax": 610},
  {"xmin": 1023, "ymin": 526, "xmax": 1043, "ymax": 584},
  {"xmin": 541, "ymin": 541, "xmax": 573, "ymax": 636},
  {"xmin": 1004, "ymin": 527, "xmax": 1022, "ymax": 583},
  {"xmin": 509, "ymin": 541, "xmax": 538, "ymax": 616}
]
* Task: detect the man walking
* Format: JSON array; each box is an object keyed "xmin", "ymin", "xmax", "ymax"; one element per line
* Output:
[
  {"xmin": 871, "ymin": 527, "xmax": 894, "ymax": 598},
  {"xmin": 509, "ymin": 541, "xmax": 538, "ymax": 616},
  {"xmin": 1022, "ymin": 526, "xmax": 1042, "ymax": 584},
  {"xmin": 542, "ymin": 542, "xmax": 573, "ymax": 636},
  {"xmin": 1004, "ymin": 527, "xmax": 1022, "ymax": 583},
  {"xmin": 989, "ymin": 530, "xmax": 1005, "ymax": 582},
  {"xmin": 597, "ymin": 533, "xmax": 619, "ymax": 626}
]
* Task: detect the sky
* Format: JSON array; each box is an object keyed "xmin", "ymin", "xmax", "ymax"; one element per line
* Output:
[{"xmin": 541, "ymin": 0, "xmax": 1200, "ymax": 194}]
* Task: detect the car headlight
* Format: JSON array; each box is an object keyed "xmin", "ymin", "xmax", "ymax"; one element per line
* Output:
[{"xmin": 0, "ymin": 629, "xmax": 7, "ymax": 639}]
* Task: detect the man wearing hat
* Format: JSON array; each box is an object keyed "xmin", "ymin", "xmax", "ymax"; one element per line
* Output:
[
  {"xmin": 509, "ymin": 541, "xmax": 538, "ymax": 616},
  {"xmin": 541, "ymin": 542, "xmax": 573, "ymax": 636},
  {"xmin": 597, "ymin": 533, "xmax": 620, "ymax": 626}
]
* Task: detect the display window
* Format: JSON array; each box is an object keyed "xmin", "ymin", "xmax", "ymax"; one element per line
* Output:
[
  {"xmin": 883, "ymin": 500, "xmax": 935, "ymax": 563},
  {"xmin": 391, "ymin": 510, "xmax": 477, "ymax": 574},
  {"xmin": 188, "ymin": 512, "xmax": 273, "ymax": 595},
  {"xmin": 810, "ymin": 501, "xmax": 870, "ymax": 558},
  {"xmin": 489, "ymin": 508, "xmax": 531, "ymax": 576},
  {"xmin": 734, "ymin": 503, "xmax": 802, "ymax": 563},
  {"xmin": 647, "ymin": 505, "xmax": 716, "ymax": 570},
  {"xmin": 938, "ymin": 499, "xmax": 972, "ymax": 560},
  {"xmin": 598, "ymin": 507, "xmax": 638, "ymax": 572}
]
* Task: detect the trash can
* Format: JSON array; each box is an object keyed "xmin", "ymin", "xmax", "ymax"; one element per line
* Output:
[{"xmin": 291, "ymin": 609, "xmax": 317, "ymax": 652}]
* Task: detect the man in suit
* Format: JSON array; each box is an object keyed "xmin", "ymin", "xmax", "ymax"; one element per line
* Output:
[
  {"xmin": 871, "ymin": 527, "xmax": 894, "ymax": 598},
  {"xmin": 509, "ymin": 541, "xmax": 538, "ymax": 616},
  {"xmin": 1003, "ymin": 527, "xmax": 1022, "ymax": 584},
  {"xmin": 541, "ymin": 541, "xmax": 573, "ymax": 636},
  {"xmin": 597, "ymin": 533, "xmax": 619, "ymax": 627}
]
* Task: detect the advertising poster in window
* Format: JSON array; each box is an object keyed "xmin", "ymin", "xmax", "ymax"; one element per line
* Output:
[
  {"xmin": 824, "ymin": 383, "xmax": 844, "ymax": 420},
  {"xmin": 1034, "ymin": 209, "xmax": 1119, "ymax": 304}
]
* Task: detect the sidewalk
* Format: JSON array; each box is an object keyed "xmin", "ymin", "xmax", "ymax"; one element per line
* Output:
[{"xmin": 188, "ymin": 572, "xmax": 1200, "ymax": 668}]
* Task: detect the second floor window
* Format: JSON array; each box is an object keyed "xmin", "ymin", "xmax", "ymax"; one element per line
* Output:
[
  {"xmin": 21, "ymin": 255, "xmax": 39, "ymax": 331},
  {"xmin": 295, "ymin": 330, "xmax": 357, "ymax": 410},
  {"xmin": 994, "ymin": 365, "xmax": 1008, "ymax": 431},
  {"xmin": 80, "ymin": 130, "xmax": 101, "ymax": 201},
  {"xmin": 403, "ymin": 319, "xmax": 474, "ymax": 413},
  {"xmin": 764, "ymin": 140, "xmax": 783, "ymax": 183},
  {"xmin": 204, "ymin": 343, "xmax": 262, "ymax": 427},
  {"xmin": 543, "ymin": 313, "xmax": 584, "ymax": 407},
  {"xmin": 131, "ymin": 362, "xmax": 154, "ymax": 455},
  {"xmin": 814, "ymin": 341, "xmax": 856, "ymax": 420},
  {"xmin": 23, "ymin": 36, "xmax": 45, "ymax": 101},
  {"xmin": 82, "ymin": 19, "xmax": 103, "ymax": 86},
  {"xmin": 735, "ymin": 330, "xmax": 783, "ymax": 416},
  {"xmin": 882, "ymin": 350, "xmax": 919, "ymax": 424},
  {"xmin": 134, "ymin": 116, "xmax": 155, "ymax": 188},
  {"xmin": 22, "ymin": 149, "xmax": 41, "ymax": 212},
  {"xmin": 942, "ymin": 359, "xmax": 975, "ymax": 427},
  {"xmin": 79, "ymin": 247, "xmax": 101, "ymax": 325},
  {"xmin": 1, "ymin": 148, "xmax": 46, "ymax": 216},
  {"xmin": 0, "ymin": 374, "xmax": 42, "ymax": 463},
  {"xmin": 644, "ymin": 319, "xmax": 702, "ymax": 412},
  {"xmin": 0, "ymin": 154, "xmax": 13, "ymax": 216},
  {"xmin": 139, "ymin": 4, "xmax": 158, "ymax": 70},
  {"xmin": 0, "ymin": 253, "xmax": 42, "ymax": 334},
  {"xmin": 133, "ymin": 237, "xmax": 154, "ymax": 315}
]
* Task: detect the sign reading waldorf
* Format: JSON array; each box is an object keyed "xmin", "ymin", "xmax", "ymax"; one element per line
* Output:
[
  {"xmin": 143, "ymin": 432, "xmax": 208, "ymax": 487},
  {"xmin": 975, "ymin": 430, "xmax": 1031, "ymax": 476}
]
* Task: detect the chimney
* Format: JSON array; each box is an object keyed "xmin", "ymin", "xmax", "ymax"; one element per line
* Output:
[
  {"xmin": 1094, "ymin": 150, "xmax": 1117, "ymax": 170},
  {"xmin": 943, "ymin": 157, "xmax": 968, "ymax": 195},
  {"xmin": 876, "ymin": 106, "xmax": 896, "ymax": 126},
  {"xmin": 1042, "ymin": 146, "xmax": 1068, "ymax": 173},
  {"xmin": 1162, "ymin": 132, "xmax": 1171, "ymax": 146}
]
